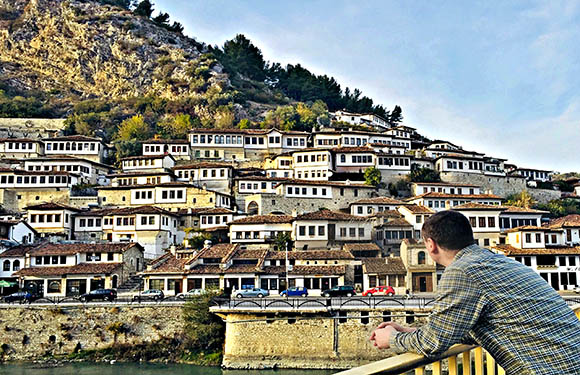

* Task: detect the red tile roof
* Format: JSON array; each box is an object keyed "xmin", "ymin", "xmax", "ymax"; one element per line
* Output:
[
  {"xmin": 295, "ymin": 209, "xmax": 368, "ymax": 221},
  {"xmin": 44, "ymin": 135, "xmax": 102, "ymax": 142},
  {"xmin": 25, "ymin": 202, "xmax": 80, "ymax": 211},
  {"xmin": 276, "ymin": 179, "xmax": 374, "ymax": 188},
  {"xmin": 380, "ymin": 218, "xmax": 413, "ymax": 227},
  {"xmin": 362, "ymin": 257, "xmax": 406, "ymax": 275},
  {"xmin": 351, "ymin": 197, "xmax": 407, "ymax": 205},
  {"xmin": 173, "ymin": 162, "xmax": 233, "ymax": 169},
  {"xmin": 547, "ymin": 214, "xmax": 580, "ymax": 228},
  {"xmin": 343, "ymin": 243, "xmax": 381, "ymax": 252},
  {"xmin": 408, "ymin": 192, "xmax": 502, "ymax": 200},
  {"xmin": 29, "ymin": 243, "xmax": 142, "ymax": 256},
  {"xmin": 400, "ymin": 205, "xmax": 435, "ymax": 214},
  {"xmin": 505, "ymin": 226, "xmax": 556, "ymax": 233},
  {"xmin": 229, "ymin": 215, "xmax": 294, "ymax": 225},
  {"xmin": 452, "ymin": 203, "xmax": 508, "ymax": 210},
  {"xmin": 142, "ymin": 139, "xmax": 189, "ymax": 144},
  {"xmin": 266, "ymin": 250, "xmax": 354, "ymax": 260},
  {"xmin": 493, "ymin": 244, "xmax": 580, "ymax": 256}
]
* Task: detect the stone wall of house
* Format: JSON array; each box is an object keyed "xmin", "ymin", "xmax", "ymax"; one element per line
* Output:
[
  {"xmin": 221, "ymin": 310, "xmax": 427, "ymax": 369},
  {"xmin": 68, "ymin": 196, "xmax": 100, "ymax": 209},
  {"xmin": 0, "ymin": 305, "xmax": 183, "ymax": 361},
  {"xmin": 440, "ymin": 172, "xmax": 528, "ymax": 198},
  {"xmin": 0, "ymin": 189, "xmax": 71, "ymax": 212}
]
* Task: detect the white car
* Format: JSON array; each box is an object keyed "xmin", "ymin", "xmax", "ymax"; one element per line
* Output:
[{"xmin": 177, "ymin": 288, "xmax": 207, "ymax": 299}]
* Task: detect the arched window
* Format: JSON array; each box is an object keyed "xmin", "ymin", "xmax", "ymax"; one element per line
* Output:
[
  {"xmin": 3, "ymin": 260, "xmax": 10, "ymax": 271},
  {"xmin": 418, "ymin": 251, "xmax": 426, "ymax": 265},
  {"xmin": 247, "ymin": 201, "xmax": 259, "ymax": 215},
  {"xmin": 12, "ymin": 260, "xmax": 20, "ymax": 271}
]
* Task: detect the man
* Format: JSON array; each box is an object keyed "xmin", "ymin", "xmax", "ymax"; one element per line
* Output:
[{"xmin": 370, "ymin": 210, "xmax": 580, "ymax": 375}]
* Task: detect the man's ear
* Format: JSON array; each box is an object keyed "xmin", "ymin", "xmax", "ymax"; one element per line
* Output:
[{"xmin": 425, "ymin": 237, "xmax": 438, "ymax": 255}]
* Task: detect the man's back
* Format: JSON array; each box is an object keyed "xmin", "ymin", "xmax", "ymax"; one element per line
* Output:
[
  {"xmin": 388, "ymin": 244, "xmax": 580, "ymax": 375},
  {"xmin": 448, "ymin": 245, "xmax": 580, "ymax": 374}
]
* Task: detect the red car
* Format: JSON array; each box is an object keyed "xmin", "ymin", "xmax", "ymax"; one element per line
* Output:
[{"xmin": 362, "ymin": 286, "xmax": 395, "ymax": 297}]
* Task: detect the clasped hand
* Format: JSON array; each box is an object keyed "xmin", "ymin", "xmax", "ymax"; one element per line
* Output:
[{"xmin": 369, "ymin": 322, "xmax": 417, "ymax": 349}]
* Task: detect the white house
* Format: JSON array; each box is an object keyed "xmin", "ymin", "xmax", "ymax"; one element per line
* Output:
[
  {"xmin": 24, "ymin": 202, "xmax": 80, "ymax": 240},
  {"xmin": 451, "ymin": 203, "xmax": 506, "ymax": 248},
  {"xmin": 292, "ymin": 149, "xmax": 333, "ymax": 180},
  {"xmin": 350, "ymin": 196, "xmax": 407, "ymax": 216},
  {"xmin": 142, "ymin": 139, "xmax": 191, "ymax": 160},
  {"xmin": 229, "ymin": 215, "xmax": 293, "ymax": 245},
  {"xmin": 0, "ymin": 220, "xmax": 36, "ymax": 246},
  {"xmin": 410, "ymin": 182, "xmax": 481, "ymax": 196},
  {"xmin": 120, "ymin": 154, "xmax": 176, "ymax": 173},
  {"xmin": 546, "ymin": 214, "xmax": 580, "ymax": 246},
  {"xmin": 0, "ymin": 138, "xmax": 43, "ymax": 158},
  {"xmin": 405, "ymin": 192, "xmax": 502, "ymax": 212},
  {"xmin": 43, "ymin": 135, "xmax": 106, "ymax": 163},
  {"xmin": 397, "ymin": 205, "xmax": 435, "ymax": 239},
  {"xmin": 23, "ymin": 156, "xmax": 114, "ymax": 185},
  {"xmin": 173, "ymin": 162, "xmax": 233, "ymax": 193}
]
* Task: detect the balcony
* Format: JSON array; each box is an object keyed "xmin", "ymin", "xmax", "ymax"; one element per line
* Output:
[{"xmin": 335, "ymin": 305, "xmax": 580, "ymax": 375}]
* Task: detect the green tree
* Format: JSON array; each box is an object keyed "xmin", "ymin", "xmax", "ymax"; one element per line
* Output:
[
  {"xmin": 407, "ymin": 167, "xmax": 441, "ymax": 183},
  {"xmin": 183, "ymin": 291, "xmax": 225, "ymax": 353},
  {"xmin": 115, "ymin": 114, "xmax": 151, "ymax": 141},
  {"xmin": 364, "ymin": 166, "xmax": 382, "ymax": 187},
  {"xmin": 237, "ymin": 118, "xmax": 251, "ymax": 129},
  {"xmin": 217, "ymin": 34, "xmax": 267, "ymax": 81},
  {"xmin": 505, "ymin": 190, "xmax": 535, "ymax": 209},
  {"xmin": 273, "ymin": 232, "xmax": 292, "ymax": 252},
  {"xmin": 389, "ymin": 105, "xmax": 403, "ymax": 125},
  {"xmin": 158, "ymin": 113, "xmax": 191, "ymax": 138},
  {"xmin": 152, "ymin": 12, "xmax": 170, "ymax": 26},
  {"xmin": 133, "ymin": 0, "xmax": 154, "ymax": 18}
]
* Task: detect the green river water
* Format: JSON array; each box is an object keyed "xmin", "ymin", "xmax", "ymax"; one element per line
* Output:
[{"xmin": 0, "ymin": 363, "xmax": 337, "ymax": 375}]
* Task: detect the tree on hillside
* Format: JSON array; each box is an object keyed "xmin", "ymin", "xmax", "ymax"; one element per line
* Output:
[
  {"xmin": 364, "ymin": 167, "xmax": 382, "ymax": 187},
  {"xmin": 116, "ymin": 114, "xmax": 151, "ymax": 141},
  {"xmin": 217, "ymin": 34, "xmax": 267, "ymax": 81},
  {"xmin": 536, "ymin": 199, "xmax": 580, "ymax": 218},
  {"xmin": 389, "ymin": 105, "xmax": 403, "ymax": 125},
  {"xmin": 133, "ymin": 0, "xmax": 154, "ymax": 18},
  {"xmin": 505, "ymin": 190, "xmax": 535, "ymax": 209},
  {"xmin": 274, "ymin": 232, "xmax": 292, "ymax": 252},
  {"xmin": 158, "ymin": 113, "xmax": 191, "ymax": 138},
  {"xmin": 152, "ymin": 12, "xmax": 170, "ymax": 26},
  {"xmin": 407, "ymin": 167, "xmax": 440, "ymax": 183}
]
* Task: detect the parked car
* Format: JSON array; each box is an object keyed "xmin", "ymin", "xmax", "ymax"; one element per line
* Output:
[
  {"xmin": 79, "ymin": 288, "xmax": 117, "ymax": 302},
  {"xmin": 362, "ymin": 286, "xmax": 395, "ymax": 297},
  {"xmin": 280, "ymin": 286, "xmax": 308, "ymax": 297},
  {"xmin": 321, "ymin": 285, "xmax": 356, "ymax": 297},
  {"xmin": 3, "ymin": 291, "xmax": 40, "ymax": 303},
  {"xmin": 132, "ymin": 289, "xmax": 164, "ymax": 301},
  {"xmin": 234, "ymin": 288, "xmax": 269, "ymax": 298},
  {"xmin": 177, "ymin": 288, "xmax": 207, "ymax": 299}
]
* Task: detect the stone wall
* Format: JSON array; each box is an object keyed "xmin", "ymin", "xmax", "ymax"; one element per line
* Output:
[
  {"xmin": 440, "ymin": 172, "xmax": 527, "ymax": 198},
  {"xmin": 0, "ymin": 305, "xmax": 183, "ymax": 361},
  {"xmin": 527, "ymin": 188, "xmax": 562, "ymax": 204},
  {"xmin": 221, "ymin": 310, "xmax": 427, "ymax": 369},
  {"xmin": 0, "ymin": 189, "xmax": 71, "ymax": 211}
]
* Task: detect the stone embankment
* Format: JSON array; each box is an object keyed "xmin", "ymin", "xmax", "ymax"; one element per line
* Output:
[{"xmin": 0, "ymin": 305, "xmax": 183, "ymax": 361}]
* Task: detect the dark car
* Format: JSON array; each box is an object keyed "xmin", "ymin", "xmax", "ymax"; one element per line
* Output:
[
  {"xmin": 280, "ymin": 286, "xmax": 308, "ymax": 297},
  {"xmin": 3, "ymin": 291, "xmax": 40, "ymax": 303},
  {"xmin": 79, "ymin": 288, "xmax": 117, "ymax": 302},
  {"xmin": 321, "ymin": 285, "xmax": 356, "ymax": 297}
]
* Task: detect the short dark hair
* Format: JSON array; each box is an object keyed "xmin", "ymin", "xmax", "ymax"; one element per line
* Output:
[{"xmin": 422, "ymin": 210, "xmax": 474, "ymax": 251}]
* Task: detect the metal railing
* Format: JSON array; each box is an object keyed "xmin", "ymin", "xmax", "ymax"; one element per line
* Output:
[
  {"xmin": 210, "ymin": 296, "xmax": 436, "ymax": 311},
  {"xmin": 334, "ymin": 304, "xmax": 580, "ymax": 375}
]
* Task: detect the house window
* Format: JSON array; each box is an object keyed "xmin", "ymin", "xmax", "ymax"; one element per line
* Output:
[
  {"xmin": 525, "ymin": 233, "xmax": 531, "ymax": 243},
  {"xmin": 418, "ymin": 251, "xmax": 426, "ymax": 265},
  {"xmin": 478, "ymin": 217, "xmax": 486, "ymax": 228},
  {"xmin": 358, "ymin": 228, "xmax": 365, "ymax": 237},
  {"xmin": 318, "ymin": 226, "xmax": 325, "ymax": 236},
  {"xmin": 309, "ymin": 226, "xmax": 315, "ymax": 236},
  {"xmin": 535, "ymin": 233, "xmax": 541, "ymax": 242},
  {"xmin": 299, "ymin": 226, "xmax": 306, "ymax": 236}
]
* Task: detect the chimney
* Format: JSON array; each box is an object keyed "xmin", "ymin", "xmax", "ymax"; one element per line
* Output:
[{"xmin": 291, "ymin": 209, "xmax": 298, "ymax": 218}]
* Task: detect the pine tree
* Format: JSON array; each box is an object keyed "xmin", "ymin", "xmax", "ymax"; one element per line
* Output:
[
  {"xmin": 389, "ymin": 105, "xmax": 403, "ymax": 125},
  {"xmin": 133, "ymin": 0, "xmax": 154, "ymax": 18}
]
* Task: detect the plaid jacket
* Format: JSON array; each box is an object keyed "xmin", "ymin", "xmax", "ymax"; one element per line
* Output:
[{"xmin": 390, "ymin": 244, "xmax": 580, "ymax": 375}]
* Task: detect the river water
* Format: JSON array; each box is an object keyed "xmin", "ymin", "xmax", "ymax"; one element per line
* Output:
[{"xmin": 0, "ymin": 363, "xmax": 337, "ymax": 375}]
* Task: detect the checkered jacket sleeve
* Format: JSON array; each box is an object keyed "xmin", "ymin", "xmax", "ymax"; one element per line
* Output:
[{"xmin": 389, "ymin": 266, "xmax": 487, "ymax": 357}]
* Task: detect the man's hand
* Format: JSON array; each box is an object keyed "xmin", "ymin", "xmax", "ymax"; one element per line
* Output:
[
  {"xmin": 376, "ymin": 322, "xmax": 417, "ymax": 333},
  {"xmin": 370, "ymin": 325, "xmax": 397, "ymax": 349}
]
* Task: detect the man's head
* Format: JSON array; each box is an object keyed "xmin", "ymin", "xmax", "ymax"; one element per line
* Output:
[{"xmin": 422, "ymin": 210, "xmax": 474, "ymax": 266}]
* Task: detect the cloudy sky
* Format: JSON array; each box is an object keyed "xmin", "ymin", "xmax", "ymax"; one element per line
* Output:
[{"xmin": 156, "ymin": 1, "xmax": 580, "ymax": 172}]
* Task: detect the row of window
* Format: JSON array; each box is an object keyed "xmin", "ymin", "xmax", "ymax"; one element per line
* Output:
[
  {"xmin": 27, "ymin": 164, "xmax": 90, "ymax": 174},
  {"xmin": 34, "ymin": 255, "xmax": 67, "ymax": 265},
  {"xmin": 201, "ymin": 215, "xmax": 230, "ymax": 225},
  {"xmin": 46, "ymin": 142, "xmax": 98, "ymax": 152},
  {"xmin": 2, "ymin": 259, "xmax": 20, "ymax": 271},
  {"xmin": 298, "ymin": 225, "xmax": 326, "ymax": 237},
  {"xmin": 286, "ymin": 186, "xmax": 329, "ymax": 197},
  {"xmin": 296, "ymin": 153, "xmax": 328, "ymax": 164},
  {"xmin": 6, "ymin": 142, "xmax": 35, "ymax": 150},
  {"xmin": 134, "ymin": 190, "xmax": 153, "ymax": 200},
  {"xmin": 377, "ymin": 157, "xmax": 410, "ymax": 167},
  {"xmin": 337, "ymin": 154, "xmax": 373, "ymax": 164},
  {"xmin": 422, "ymin": 187, "xmax": 476, "ymax": 195},
  {"xmin": 296, "ymin": 170, "xmax": 328, "ymax": 179},
  {"xmin": 160, "ymin": 189, "xmax": 185, "ymax": 200},
  {"xmin": 78, "ymin": 218, "xmax": 102, "ymax": 228},
  {"xmin": 29, "ymin": 214, "xmax": 66, "ymax": 224},
  {"xmin": 468, "ymin": 216, "xmax": 496, "ymax": 228},
  {"xmin": 0, "ymin": 175, "xmax": 71, "ymax": 185},
  {"xmin": 338, "ymin": 227, "xmax": 366, "ymax": 238},
  {"xmin": 445, "ymin": 160, "xmax": 484, "ymax": 171},
  {"xmin": 123, "ymin": 158, "xmax": 159, "ymax": 168},
  {"xmin": 192, "ymin": 134, "xmax": 243, "ymax": 145},
  {"xmin": 239, "ymin": 181, "xmax": 276, "ymax": 191},
  {"xmin": 144, "ymin": 145, "xmax": 188, "ymax": 153},
  {"xmin": 376, "ymin": 230, "xmax": 414, "ymax": 240}
]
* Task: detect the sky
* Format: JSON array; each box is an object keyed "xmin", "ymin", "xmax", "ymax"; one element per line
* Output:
[{"xmin": 155, "ymin": 1, "xmax": 580, "ymax": 172}]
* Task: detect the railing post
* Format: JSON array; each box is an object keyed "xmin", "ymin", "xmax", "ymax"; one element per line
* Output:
[
  {"xmin": 449, "ymin": 355, "xmax": 459, "ymax": 375},
  {"xmin": 462, "ymin": 350, "xmax": 472, "ymax": 375},
  {"xmin": 414, "ymin": 366, "xmax": 425, "ymax": 375},
  {"xmin": 432, "ymin": 360, "xmax": 442, "ymax": 375},
  {"xmin": 486, "ymin": 350, "xmax": 496, "ymax": 375},
  {"xmin": 474, "ymin": 347, "xmax": 484, "ymax": 375},
  {"xmin": 497, "ymin": 366, "xmax": 506, "ymax": 375}
]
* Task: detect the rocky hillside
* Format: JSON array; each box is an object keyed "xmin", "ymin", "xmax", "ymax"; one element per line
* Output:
[{"xmin": 0, "ymin": 0, "xmax": 228, "ymax": 103}]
